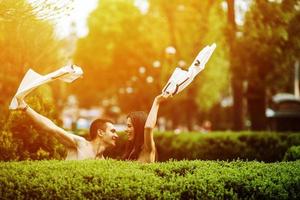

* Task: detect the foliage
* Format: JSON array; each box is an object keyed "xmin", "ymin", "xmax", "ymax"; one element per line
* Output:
[
  {"xmin": 237, "ymin": 0, "xmax": 300, "ymax": 130},
  {"xmin": 283, "ymin": 145, "xmax": 300, "ymax": 161},
  {"xmin": 0, "ymin": 0, "xmax": 70, "ymax": 130},
  {"xmin": 0, "ymin": 130, "xmax": 18, "ymax": 161},
  {"xmin": 0, "ymin": 159, "xmax": 299, "ymax": 199},
  {"xmin": 149, "ymin": 0, "xmax": 230, "ymax": 111},
  {"xmin": 2, "ymin": 122, "xmax": 300, "ymax": 162},
  {"xmin": 74, "ymin": 0, "xmax": 156, "ymax": 109},
  {"xmin": 105, "ymin": 131, "xmax": 300, "ymax": 162},
  {"xmin": 0, "ymin": 0, "xmax": 66, "ymax": 107},
  {"xmin": 0, "ymin": 0, "xmax": 69, "ymax": 161},
  {"xmin": 0, "ymin": 0, "xmax": 73, "ymax": 21},
  {"xmin": 240, "ymin": 0, "xmax": 300, "ymax": 90},
  {"xmin": 74, "ymin": 0, "xmax": 229, "ymax": 126},
  {"xmin": 0, "ymin": 86, "xmax": 66, "ymax": 161}
]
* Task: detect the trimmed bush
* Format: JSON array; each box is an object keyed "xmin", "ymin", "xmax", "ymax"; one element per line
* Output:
[
  {"xmin": 0, "ymin": 160, "xmax": 299, "ymax": 199},
  {"xmin": 0, "ymin": 130, "xmax": 18, "ymax": 161},
  {"xmin": 283, "ymin": 146, "xmax": 300, "ymax": 161},
  {"xmin": 105, "ymin": 132, "xmax": 300, "ymax": 162},
  {"xmin": 0, "ymin": 87, "xmax": 66, "ymax": 161}
]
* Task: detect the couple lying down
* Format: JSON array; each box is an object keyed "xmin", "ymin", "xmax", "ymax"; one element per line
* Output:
[
  {"xmin": 11, "ymin": 43, "xmax": 216, "ymax": 163},
  {"xmin": 16, "ymin": 94, "xmax": 169, "ymax": 163}
]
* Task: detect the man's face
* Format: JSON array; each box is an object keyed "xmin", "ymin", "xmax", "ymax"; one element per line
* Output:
[{"xmin": 101, "ymin": 122, "xmax": 118, "ymax": 146}]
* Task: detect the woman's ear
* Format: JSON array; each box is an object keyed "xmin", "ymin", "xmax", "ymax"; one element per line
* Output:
[{"xmin": 97, "ymin": 129, "xmax": 104, "ymax": 137}]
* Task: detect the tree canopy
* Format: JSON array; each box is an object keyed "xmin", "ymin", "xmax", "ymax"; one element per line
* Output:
[
  {"xmin": 74, "ymin": 0, "xmax": 230, "ymax": 127},
  {"xmin": 237, "ymin": 0, "xmax": 300, "ymax": 129}
]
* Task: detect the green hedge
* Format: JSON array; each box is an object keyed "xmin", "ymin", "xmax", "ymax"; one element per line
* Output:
[
  {"xmin": 105, "ymin": 132, "xmax": 300, "ymax": 162},
  {"xmin": 0, "ymin": 160, "xmax": 299, "ymax": 199},
  {"xmin": 283, "ymin": 146, "xmax": 300, "ymax": 161},
  {"xmin": 0, "ymin": 88, "xmax": 66, "ymax": 161}
]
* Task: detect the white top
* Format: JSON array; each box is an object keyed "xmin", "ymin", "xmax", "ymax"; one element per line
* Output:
[
  {"xmin": 162, "ymin": 43, "xmax": 216, "ymax": 96},
  {"xmin": 9, "ymin": 65, "xmax": 83, "ymax": 109}
]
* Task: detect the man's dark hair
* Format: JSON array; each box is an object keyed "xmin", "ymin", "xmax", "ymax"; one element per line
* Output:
[{"xmin": 89, "ymin": 119, "xmax": 113, "ymax": 140}]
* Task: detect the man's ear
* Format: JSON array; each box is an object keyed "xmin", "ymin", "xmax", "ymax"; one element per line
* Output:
[{"xmin": 97, "ymin": 129, "xmax": 104, "ymax": 137}]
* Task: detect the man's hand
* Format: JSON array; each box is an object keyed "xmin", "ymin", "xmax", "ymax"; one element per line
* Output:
[{"xmin": 16, "ymin": 97, "xmax": 28, "ymax": 111}]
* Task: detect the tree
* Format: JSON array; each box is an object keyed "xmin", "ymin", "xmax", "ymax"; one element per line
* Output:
[
  {"xmin": 0, "ymin": 0, "xmax": 70, "ymax": 160},
  {"xmin": 74, "ymin": 0, "xmax": 230, "ymax": 129},
  {"xmin": 0, "ymin": 0, "xmax": 69, "ymax": 108},
  {"xmin": 238, "ymin": 0, "xmax": 300, "ymax": 130},
  {"xmin": 73, "ymin": 0, "xmax": 159, "ymax": 110},
  {"xmin": 225, "ymin": 0, "xmax": 245, "ymax": 130}
]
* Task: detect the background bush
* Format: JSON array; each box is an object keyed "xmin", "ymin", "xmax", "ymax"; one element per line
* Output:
[
  {"xmin": 105, "ymin": 132, "xmax": 300, "ymax": 162},
  {"xmin": 0, "ymin": 160, "xmax": 299, "ymax": 200},
  {"xmin": 0, "ymin": 86, "xmax": 66, "ymax": 161},
  {"xmin": 2, "ymin": 106, "xmax": 300, "ymax": 163},
  {"xmin": 283, "ymin": 146, "xmax": 300, "ymax": 161}
]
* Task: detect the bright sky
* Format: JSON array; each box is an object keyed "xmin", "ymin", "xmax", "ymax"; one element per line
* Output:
[
  {"xmin": 51, "ymin": 0, "xmax": 148, "ymax": 38},
  {"xmin": 55, "ymin": 0, "xmax": 98, "ymax": 38},
  {"xmin": 39, "ymin": 0, "xmax": 249, "ymax": 38}
]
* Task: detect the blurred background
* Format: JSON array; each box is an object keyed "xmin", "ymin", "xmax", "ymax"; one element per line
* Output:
[{"xmin": 1, "ymin": 0, "xmax": 300, "ymax": 160}]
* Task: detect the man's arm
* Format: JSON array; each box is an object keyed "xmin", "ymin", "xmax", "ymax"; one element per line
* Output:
[{"xmin": 18, "ymin": 99, "xmax": 78, "ymax": 149}]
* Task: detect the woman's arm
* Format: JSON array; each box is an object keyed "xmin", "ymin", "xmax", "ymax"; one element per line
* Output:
[
  {"xmin": 18, "ymin": 98, "xmax": 78, "ymax": 149},
  {"xmin": 143, "ymin": 94, "xmax": 170, "ymax": 152}
]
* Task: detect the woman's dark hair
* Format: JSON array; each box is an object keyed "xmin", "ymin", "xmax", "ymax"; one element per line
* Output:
[
  {"xmin": 89, "ymin": 118, "xmax": 113, "ymax": 141},
  {"xmin": 123, "ymin": 111, "xmax": 147, "ymax": 160}
]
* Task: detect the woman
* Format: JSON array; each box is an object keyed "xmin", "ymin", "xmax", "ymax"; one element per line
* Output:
[{"xmin": 123, "ymin": 94, "xmax": 170, "ymax": 163}]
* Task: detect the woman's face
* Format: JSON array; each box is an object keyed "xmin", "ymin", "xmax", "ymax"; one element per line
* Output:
[{"xmin": 126, "ymin": 117, "xmax": 135, "ymax": 141}]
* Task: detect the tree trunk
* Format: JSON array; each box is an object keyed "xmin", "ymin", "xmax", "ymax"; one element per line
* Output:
[
  {"xmin": 247, "ymin": 82, "xmax": 267, "ymax": 130},
  {"xmin": 231, "ymin": 78, "xmax": 244, "ymax": 130},
  {"xmin": 227, "ymin": 0, "xmax": 244, "ymax": 130}
]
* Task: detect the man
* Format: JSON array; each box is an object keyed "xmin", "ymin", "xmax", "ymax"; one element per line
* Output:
[{"xmin": 16, "ymin": 97, "xmax": 118, "ymax": 160}]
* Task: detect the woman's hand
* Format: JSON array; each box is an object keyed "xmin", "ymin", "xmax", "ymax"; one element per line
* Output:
[{"xmin": 154, "ymin": 93, "xmax": 172, "ymax": 105}]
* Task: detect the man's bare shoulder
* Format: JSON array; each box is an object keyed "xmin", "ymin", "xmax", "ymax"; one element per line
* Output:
[{"xmin": 65, "ymin": 131, "xmax": 88, "ymax": 143}]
